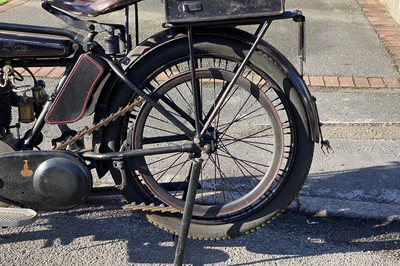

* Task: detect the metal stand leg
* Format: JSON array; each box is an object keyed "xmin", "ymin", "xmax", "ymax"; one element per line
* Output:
[{"xmin": 173, "ymin": 158, "xmax": 203, "ymax": 266}]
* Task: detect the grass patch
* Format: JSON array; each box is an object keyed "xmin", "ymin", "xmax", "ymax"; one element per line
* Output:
[{"xmin": 0, "ymin": 0, "xmax": 11, "ymax": 5}]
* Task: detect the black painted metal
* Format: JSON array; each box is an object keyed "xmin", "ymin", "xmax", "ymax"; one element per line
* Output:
[
  {"xmin": 96, "ymin": 46, "xmax": 195, "ymax": 139},
  {"xmin": 165, "ymin": 0, "xmax": 284, "ymax": 24},
  {"xmin": 0, "ymin": 32, "xmax": 74, "ymax": 59},
  {"xmin": 0, "ymin": 150, "xmax": 91, "ymax": 211},
  {"xmin": 0, "ymin": 85, "xmax": 12, "ymax": 128},
  {"xmin": 173, "ymin": 158, "xmax": 203, "ymax": 266},
  {"xmin": 90, "ymin": 186, "xmax": 122, "ymax": 196},
  {"xmin": 0, "ymin": 6, "xmax": 319, "ymax": 265},
  {"xmin": 0, "ymin": 22, "xmax": 84, "ymax": 45},
  {"xmin": 164, "ymin": 11, "xmax": 303, "ymax": 28},
  {"xmin": 0, "ymin": 59, "xmax": 73, "ymax": 68},
  {"xmin": 83, "ymin": 142, "xmax": 196, "ymax": 160},
  {"xmin": 45, "ymin": 53, "xmax": 109, "ymax": 124},
  {"xmin": 187, "ymin": 27, "xmax": 202, "ymax": 138},
  {"xmin": 199, "ymin": 20, "xmax": 271, "ymax": 137}
]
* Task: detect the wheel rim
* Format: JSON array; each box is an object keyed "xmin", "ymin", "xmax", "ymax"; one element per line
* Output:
[{"xmin": 130, "ymin": 62, "xmax": 294, "ymax": 221}]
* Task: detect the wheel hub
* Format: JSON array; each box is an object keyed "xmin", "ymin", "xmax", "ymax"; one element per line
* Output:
[{"xmin": 200, "ymin": 127, "xmax": 219, "ymax": 155}]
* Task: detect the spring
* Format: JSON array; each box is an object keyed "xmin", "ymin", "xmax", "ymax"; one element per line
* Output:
[
  {"xmin": 104, "ymin": 35, "xmax": 120, "ymax": 55},
  {"xmin": 0, "ymin": 86, "xmax": 12, "ymax": 128}
]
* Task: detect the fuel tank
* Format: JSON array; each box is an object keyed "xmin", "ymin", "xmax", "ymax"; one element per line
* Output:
[
  {"xmin": 0, "ymin": 150, "xmax": 92, "ymax": 211},
  {"xmin": 0, "ymin": 31, "xmax": 74, "ymax": 59}
]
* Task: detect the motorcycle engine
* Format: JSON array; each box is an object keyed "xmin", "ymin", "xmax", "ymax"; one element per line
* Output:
[
  {"xmin": 0, "ymin": 66, "xmax": 92, "ymax": 211},
  {"xmin": 0, "ymin": 69, "xmax": 16, "ymax": 206},
  {"xmin": 0, "ymin": 65, "xmax": 48, "ymax": 150},
  {"xmin": 0, "ymin": 81, "xmax": 12, "ymax": 129},
  {"xmin": 0, "ymin": 79, "xmax": 16, "ymax": 151}
]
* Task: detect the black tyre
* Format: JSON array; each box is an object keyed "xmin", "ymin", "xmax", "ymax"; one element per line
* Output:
[{"xmin": 105, "ymin": 29, "xmax": 314, "ymax": 239}]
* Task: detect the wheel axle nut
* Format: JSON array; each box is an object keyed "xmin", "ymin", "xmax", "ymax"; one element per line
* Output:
[{"xmin": 201, "ymin": 151, "xmax": 209, "ymax": 160}]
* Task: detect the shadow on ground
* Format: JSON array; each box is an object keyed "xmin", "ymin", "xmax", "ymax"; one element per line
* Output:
[{"xmin": 0, "ymin": 164, "xmax": 399, "ymax": 265}]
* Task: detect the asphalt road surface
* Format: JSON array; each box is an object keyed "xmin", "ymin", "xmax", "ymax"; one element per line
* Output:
[{"xmin": 1, "ymin": 195, "xmax": 399, "ymax": 265}]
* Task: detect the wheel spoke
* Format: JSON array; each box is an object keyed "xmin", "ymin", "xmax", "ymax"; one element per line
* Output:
[
  {"xmin": 143, "ymin": 124, "xmax": 182, "ymax": 136},
  {"xmin": 213, "ymin": 149, "xmax": 227, "ymax": 203},
  {"xmin": 220, "ymin": 127, "xmax": 274, "ymax": 152},
  {"xmin": 218, "ymin": 99, "xmax": 266, "ymax": 139},
  {"xmin": 132, "ymin": 59, "xmax": 293, "ymax": 221},
  {"xmin": 145, "ymin": 152, "xmax": 184, "ymax": 166},
  {"xmin": 209, "ymin": 155, "xmax": 244, "ymax": 201},
  {"xmin": 218, "ymin": 145, "xmax": 263, "ymax": 185},
  {"xmin": 221, "ymin": 137, "xmax": 275, "ymax": 154},
  {"xmin": 217, "ymin": 107, "xmax": 266, "ymax": 131},
  {"xmin": 217, "ymin": 145, "xmax": 267, "ymax": 174},
  {"xmin": 151, "ymin": 152, "xmax": 189, "ymax": 181},
  {"xmin": 203, "ymin": 84, "xmax": 240, "ymax": 125},
  {"xmin": 221, "ymin": 136, "xmax": 274, "ymax": 147},
  {"xmin": 159, "ymin": 93, "xmax": 196, "ymax": 127}
]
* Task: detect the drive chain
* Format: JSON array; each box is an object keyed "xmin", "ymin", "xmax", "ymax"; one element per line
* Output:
[
  {"xmin": 122, "ymin": 202, "xmax": 182, "ymax": 214},
  {"xmin": 54, "ymin": 97, "xmax": 182, "ymax": 214},
  {"xmin": 54, "ymin": 97, "xmax": 143, "ymax": 150}
]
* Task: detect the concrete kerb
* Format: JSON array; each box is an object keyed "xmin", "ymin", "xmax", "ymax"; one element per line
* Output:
[{"xmin": 288, "ymin": 196, "xmax": 400, "ymax": 221}]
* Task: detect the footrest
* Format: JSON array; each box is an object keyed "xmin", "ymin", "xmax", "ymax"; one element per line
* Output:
[{"xmin": 0, "ymin": 207, "xmax": 37, "ymax": 227}]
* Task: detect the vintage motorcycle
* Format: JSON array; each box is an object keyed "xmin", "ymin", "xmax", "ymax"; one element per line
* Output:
[{"xmin": 0, "ymin": 0, "xmax": 322, "ymax": 245}]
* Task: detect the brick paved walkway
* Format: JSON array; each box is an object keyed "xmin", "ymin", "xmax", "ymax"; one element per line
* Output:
[
  {"xmin": 0, "ymin": 0, "xmax": 27, "ymax": 13},
  {"xmin": 303, "ymin": 0, "xmax": 400, "ymax": 88},
  {"xmin": 1, "ymin": 0, "xmax": 400, "ymax": 88},
  {"xmin": 305, "ymin": 75, "xmax": 399, "ymax": 88},
  {"xmin": 357, "ymin": 0, "xmax": 400, "ymax": 71}
]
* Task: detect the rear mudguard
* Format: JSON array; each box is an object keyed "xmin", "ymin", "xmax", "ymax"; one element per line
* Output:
[
  {"xmin": 93, "ymin": 27, "xmax": 320, "ymax": 177},
  {"xmin": 119, "ymin": 28, "xmax": 320, "ymax": 142}
]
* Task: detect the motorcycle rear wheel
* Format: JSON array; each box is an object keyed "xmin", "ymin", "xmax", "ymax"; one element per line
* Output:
[
  {"xmin": 132, "ymin": 68, "xmax": 288, "ymax": 219},
  {"xmin": 106, "ymin": 29, "xmax": 314, "ymax": 239}
]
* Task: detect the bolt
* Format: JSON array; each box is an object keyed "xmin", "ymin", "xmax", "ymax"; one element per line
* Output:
[{"xmin": 201, "ymin": 151, "xmax": 209, "ymax": 161}]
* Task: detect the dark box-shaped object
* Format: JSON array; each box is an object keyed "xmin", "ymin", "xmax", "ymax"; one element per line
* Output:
[
  {"xmin": 45, "ymin": 53, "xmax": 109, "ymax": 124},
  {"xmin": 165, "ymin": 0, "xmax": 285, "ymax": 24}
]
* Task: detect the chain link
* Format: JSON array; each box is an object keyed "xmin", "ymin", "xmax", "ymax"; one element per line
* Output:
[
  {"xmin": 122, "ymin": 202, "xmax": 182, "ymax": 214},
  {"xmin": 54, "ymin": 97, "xmax": 183, "ymax": 213},
  {"xmin": 54, "ymin": 97, "xmax": 144, "ymax": 150}
]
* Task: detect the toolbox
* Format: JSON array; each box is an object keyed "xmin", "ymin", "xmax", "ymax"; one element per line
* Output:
[{"xmin": 165, "ymin": 0, "xmax": 285, "ymax": 24}]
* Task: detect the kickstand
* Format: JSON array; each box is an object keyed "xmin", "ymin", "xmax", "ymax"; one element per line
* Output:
[{"xmin": 173, "ymin": 158, "xmax": 203, "ymax": 266}]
